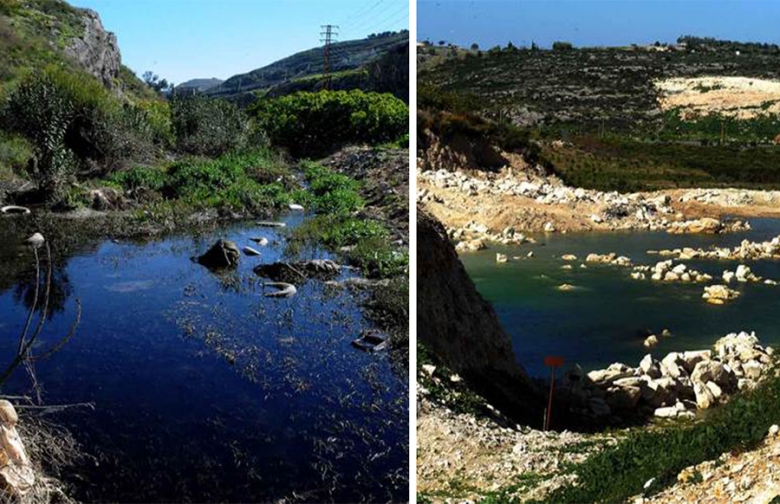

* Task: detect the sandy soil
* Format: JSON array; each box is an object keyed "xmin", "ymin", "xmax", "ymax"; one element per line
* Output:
[{"xmin": 655, "ymin": 76, "xmax": 780, "ymax": 119}]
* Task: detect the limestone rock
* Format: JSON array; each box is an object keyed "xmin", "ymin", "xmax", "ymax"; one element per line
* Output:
[{"xmin": 197, "ymin": 240, "xmax": 240, "ymax": 269}]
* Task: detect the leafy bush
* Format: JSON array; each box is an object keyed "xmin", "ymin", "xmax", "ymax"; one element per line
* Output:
[
  {"xmin": 348, "ymin": 237, "xmax": 408, "ymax": 278},
  {"xmin": 552, "ymin": 41, "xmax": 574, "ymax": 51},
  {"xmin": 250, "ymin": 90, "xmax": 408, "ymax": 157},
  {"xmin": 2, "ymin": 67, "xmax": 157, "ymax": 197},
  {"xmin": 0, "ymin": 132, "xmax": 32, "ymax": 179},
  {"xmin": 136, "ymin": 99, "xmax": 173, "ymax": 148},
  {"xmin": 2, "ymin": 68, "xmax": 78, "ymax": 196},
  {"xmin": 108, "ymin": 150, "xmax": 294, "ymax": 215},
  {"xmin": 170, "ymin": 95, "xmax": 250, "ymax": 156},
  {"xmin": 108, "ymin": 165, "xmax": 166, "ymax": 192},
  {"xmin": 322, "ymin": 218, "xmax": 388, "ymax": 247},
  {"xmin": 301, "ymin": 160, "xmax": 364, "ymax": 215}
]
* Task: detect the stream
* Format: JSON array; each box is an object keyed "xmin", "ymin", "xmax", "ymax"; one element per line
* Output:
[
  {"xmin": 460, "ymin": 217, "xmax": 780, "ymax": 378},
  {"xmin": 0, "ymin": 212, "xmax": 408, "ymax": 502}
]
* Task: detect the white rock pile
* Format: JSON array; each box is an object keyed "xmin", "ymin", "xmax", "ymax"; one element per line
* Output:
[
  {"xmin": 585, "ymin": 253, "xmax": 633, "ymax": 266},
  {"xmin": 450, "ymin": 221, "xmax": 534, "ymax": 253},
  {"xmin": 631, "ymin": 260, "xmax": 712, "ymax": 283},
  {"xmin": 657, "ymin": 236, "xmax": 780, "ymax": 261},
  {"xmin": 560, "ymin": 332, "xmax": 774, "ymax": 421},
  {"xmin": 702, "ymin": 285, "xmax": 741, "ymax": 305}
]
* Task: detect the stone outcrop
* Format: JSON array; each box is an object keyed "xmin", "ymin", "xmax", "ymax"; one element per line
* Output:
[
  {"xmin": 65, "ymin": 9, "xmax": 121, "ymax": 89},
  {"xmin": 702, "ymin": 284, "xmax": 740, "ymax": 305},
  {"xmin": 197, "ymin": 240, "xmax": 240, "ymax": 269},
  {"xmin": 418, "ymin": 208, "xmax": 538, "ymax": 417},
  {"xmin": 418, "ymin": 166, "xmax": 751, "ymax": 235},
  {"xmin": 657, "ymin": 235, "xmax": 780, "ymax": 261},
  {"xmin": 632, "ymin": 260, "xmax": 712, "ymax": 283},
  {"xmin": 559, "ymin": 332, "xmax": 773, "ymax": 422}
]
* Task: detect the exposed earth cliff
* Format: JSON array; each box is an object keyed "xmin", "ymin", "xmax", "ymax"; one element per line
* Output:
[{"xmin": 417, "ymin": 208, "xmax": 538, "ymax": 416}]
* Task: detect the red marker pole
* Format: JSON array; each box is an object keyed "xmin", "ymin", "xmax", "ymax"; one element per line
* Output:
[{"xmin": 543, "ymin": 356, "xmax": 564, "ymax": 431}]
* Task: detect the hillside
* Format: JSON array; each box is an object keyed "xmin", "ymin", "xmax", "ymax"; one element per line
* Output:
[
  {"xmin": 418, "ymin": 38, "xmax": 780, "ymax": 139},
  {"xmin": 208, "ymin": 30, "xmax": 409, "ymax": 101},
  {"xmin": 0, "ymin": 0, "xmax": 152, "ymax": 100},
  {"xmin": 176, "ymin": 77, "xmax": 223, "ymax": 92}
]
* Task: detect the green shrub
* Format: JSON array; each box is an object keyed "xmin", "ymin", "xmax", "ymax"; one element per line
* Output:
[
  {"xmin": 136, "ymin": 99, "xmax": 173, "ymax": 148},
  {"xmin": 2, "ymin": 68, "xmax": 77, "ymax": 196},
  {"xmin": 2, "ymin": 67, "xmax": 156, "ymax": 197},
  {"xmin": 160, "ymin": 150, "xmax": 293, "ymax": 213},
  {"xmin": 301, "ymin": 160, "xmax": 364, "ymax": 215},
  {"xmin": 170, "ymin": 95, "xmax": 250, "ymax": 156},
  {"xmin": 250, "ymin": 89, "xmax": 408, "ymax": 157},
  {"xmin": 322, "ymin": 218, "xmax": 388, "ymax": 247},
  {"xmin": 348, "ymin": 237, "xmax": 408, "ymax": 278},
  {"xmin": 0, "ymin": 132, "xmax": 32, "ymax": 179},
  {"xmin": 108, "ymin": 165, "xmax": 166, "ymax": 192}
]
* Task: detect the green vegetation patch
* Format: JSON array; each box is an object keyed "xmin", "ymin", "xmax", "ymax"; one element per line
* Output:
[
  {"xmin": 250, "ymin": 89, "xmax": 408, "ymax": 157},
  {"xmin": 109, "ymin": 149, "xmax": 295, "ymax": 218},
  {"xmin": 170, "ymin": 95, "xmax": 251, "ymax": 157},
  {"xmin": 417, "ymin": 344, "xmax": 495, "ymax": 419},
  {"xmin": 535, "ymin": 361, "xmax": 780, "ymax": 503},
  {"xmin": 661, "ymin": 108, "xmax": 780, "ymax": 144},
  {"xmin": 2, "ymin": 66, "xmax": 170, "ymax": 198},
  {"xmin": 288, "ymin": 161, "xmax": 407, "ymax": 279},
  {"xmin": 545, "ymin": 136, "xmax": 780, "ymax": 192}
]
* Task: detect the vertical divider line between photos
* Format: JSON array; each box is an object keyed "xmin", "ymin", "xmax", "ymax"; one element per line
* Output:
[{"xmin": 408, "ymin": 0, "xmax": 418, "ymax": 499}]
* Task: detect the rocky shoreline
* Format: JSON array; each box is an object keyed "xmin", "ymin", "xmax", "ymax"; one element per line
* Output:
[
  {"xmin": 418, "ymin": 164, "xmax": 754, "ymax": 241},
  {"xmin": 559, "ymin": 332, "xmax": 775, "ymax": 423}
]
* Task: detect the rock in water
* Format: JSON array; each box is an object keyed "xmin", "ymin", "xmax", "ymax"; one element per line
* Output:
[
  {"xmin": 250, "ymin": 237, "xmax": 269, "ymax": 246},
  {"xmin": 264, "ymin": 282, "xmax": 296, "ymax": 298},
  {"xmin": 351, "ymin": 329, "xmax": 388, "ymax": 352},
  {"xmin": 288, "ymin": 203, "xmax": 304, "ymax": 211},
  {"xmin": 257, "ymin": 221, "xmax": 286, "ymax": 228},
  {"xmin": 197, "ymin": 240, "xmax": 240, "ymax": 269},
  {"xmin": 243, "ymin": 246, "xmax": 261, "ymax": 257}
]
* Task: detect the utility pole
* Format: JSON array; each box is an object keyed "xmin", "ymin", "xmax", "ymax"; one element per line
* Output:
[{"xmin": 320, "ymin": 24, "xmax": 339, "ymax": 90}]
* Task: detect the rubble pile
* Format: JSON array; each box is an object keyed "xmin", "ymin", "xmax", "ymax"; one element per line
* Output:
[{"xmin": 559, "ymin": 332, "xmax": 774, "ymax": 422}]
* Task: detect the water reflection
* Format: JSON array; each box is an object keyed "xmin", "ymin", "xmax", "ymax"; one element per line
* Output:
[
  {"xmin": 0, "ymin": 219, "xmax": 408, "ymax": 502},
  {"xmin": 1, "ymin": 241, "xmax": 80, "ymax": 403}
]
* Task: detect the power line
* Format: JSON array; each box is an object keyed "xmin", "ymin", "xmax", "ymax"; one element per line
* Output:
[
  {"xmin": 342, "ymin": 0, "xmax": 385, "ymax": 30},
  {"xmin": 353, "ymin": 3, "xmax": 405, "ymax": 36},
  {"xmin": 346, "ymin": 0, "xmax": 385, "ymax": 35},
  {"xmin": 343, "ymin": 0, "xmax": 383, "ymax": 25},
  {"xmin": 348, "ymin": 2, "xmax": 407, "ymax": 38}
]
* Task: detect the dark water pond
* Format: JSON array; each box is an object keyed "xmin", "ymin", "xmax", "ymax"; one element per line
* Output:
[
  {"xmin": 460, "ymin": 218, "xmax": 780, "ymax": 378},
  {"xmin": 0, "ymin": 214, "xmax": 407, "ymax": 502}
]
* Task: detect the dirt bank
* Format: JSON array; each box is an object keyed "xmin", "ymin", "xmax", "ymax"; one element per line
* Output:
[
  {"xmin": 417, "ymin": 386, "xmax": 612, "ymax": 502},
  {"xmin": 417, "ymin": 156, "xmax": 780, "ymax": 237}
]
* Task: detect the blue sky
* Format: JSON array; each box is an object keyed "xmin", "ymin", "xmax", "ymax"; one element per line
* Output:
[
  {"xmin": 68, "ymin": 0, "xmax": 408, "ymax": 84},
  {"xmin": 418, "ymin": 0, "xmax": 780, "ymax": 49}
]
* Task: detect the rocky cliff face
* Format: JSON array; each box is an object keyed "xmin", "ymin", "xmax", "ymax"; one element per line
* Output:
[
  {"xmin": 417, "ymin": 207, "xmax": 539, "ymax": 416},
  {"xmin": 65, "ymin": 9, "xmax": 121, "ymax": 89}
]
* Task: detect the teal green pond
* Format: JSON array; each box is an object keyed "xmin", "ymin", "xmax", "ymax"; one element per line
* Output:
[{"xmin": 459, "ymin": 218, "xmax": 780, "ymax": 378}]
